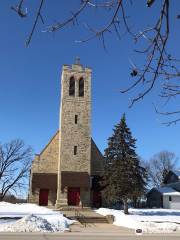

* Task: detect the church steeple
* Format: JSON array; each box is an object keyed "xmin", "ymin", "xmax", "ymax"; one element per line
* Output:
[{"xmin": 56, "ymin": 60, "xmax": 92, "ymax": 207}]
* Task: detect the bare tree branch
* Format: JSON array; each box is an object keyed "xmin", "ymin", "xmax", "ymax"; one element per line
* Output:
[
  {"xmin": 11, "ymin": 0, "xmax": 180, "ymax": 125},
  {"xmin": 44, "ymin": 0, "xmax": 89, "ymax": 33},
  {"xmin": 0, "ymin": 139, "xmax": 32, "ymax": 200},
  {"xmin": 25, "ymin": 0, "xmax": 44, "ymax": 47},
  {"xmin": 11, "ymin": 0, "xmax": 27, "ymax": 18},
  {"xmin": 146, "ymin": 151, "xmax": 178, "ymax": 187}
]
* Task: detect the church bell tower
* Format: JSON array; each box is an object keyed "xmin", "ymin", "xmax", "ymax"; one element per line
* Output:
[{"xmin": 56, "ymin": 59, "xmax": 92, "ymax": 207}]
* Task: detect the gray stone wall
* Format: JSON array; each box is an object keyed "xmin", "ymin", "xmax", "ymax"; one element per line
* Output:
[
  {"xmin": 29, "ymin": 132, "xmax": 59, "ymax": 205},
  {"xmin": 31, "ymin": 131, "xmax": 59, "ymax": 174},
  {"xmin": 59, "ymin": 64, "xmax": 92, "ymax": 173},
  {"xmin": 28, "ymin": 188, "xmax": 57, "ymax": 206},
  {"xmin": 28, "ymin": 188, "xmax": 39, "ymax": 204},
  {"xmin": 80, "ymin": 187, "xmax": 91, "ymax": 207},
  {"xmin": 29, "ymin": 63, "xmax": 104, "ymax": 208},
  {"xmin": 48, "ymin": 190, "xmax": 57, "ymax": 206}
]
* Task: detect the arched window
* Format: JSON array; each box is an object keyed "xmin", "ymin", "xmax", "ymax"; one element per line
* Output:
[
  {"xmin": 69, "ymin": 77, "xmax": 75, "ymax": 96},
  {"xmin": 79, "ymin": 77, "xmax": 84, "ymax": 97}
]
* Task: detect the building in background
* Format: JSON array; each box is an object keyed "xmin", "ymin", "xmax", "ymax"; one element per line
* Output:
[{"xmin": 147, "ymin": 170, "xmax": 180, "ymax": 209}]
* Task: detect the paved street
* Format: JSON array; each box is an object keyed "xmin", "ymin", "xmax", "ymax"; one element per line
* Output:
[
  {"xmin": 0, "ymin": 232, "xmax": 180, "ymax": 240},
  {"xmin": 1, "ymin": 212, "xmax": 180, "ymax": 240},
  {"xmin": 1, "ymin": 221, "xmax": 180, "ymax": 240}
]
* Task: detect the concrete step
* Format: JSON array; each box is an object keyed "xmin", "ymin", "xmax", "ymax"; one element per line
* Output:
[
  {"xmin": 61, "ymin": 208, "xmax": 110, "ymax": 224},
  {"xmin": 77, "ymin": 216, "xmax": 109, "ymax": 224},
  {"xmin": 60, "ymin": 206, "xmax": 92, "ymax": 211}
]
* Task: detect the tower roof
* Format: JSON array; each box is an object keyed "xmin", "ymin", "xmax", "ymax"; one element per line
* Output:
[{"xmin": 63, "ymin": 59, "xmax": 91, "ymax": 72}]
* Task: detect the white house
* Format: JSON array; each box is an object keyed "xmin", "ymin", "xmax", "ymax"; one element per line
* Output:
[
  {"xmin": 147, "ymin": 170, "xmax": 180, "ymax": 209},
  {"xmin": 158, "ymin": 187, "xmax": 180, "ymax": 209}
]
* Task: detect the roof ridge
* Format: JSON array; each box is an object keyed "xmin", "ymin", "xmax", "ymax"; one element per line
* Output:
[{"xmin": 39, "ymin": 130, "xmax": 59, "ymax": 156}]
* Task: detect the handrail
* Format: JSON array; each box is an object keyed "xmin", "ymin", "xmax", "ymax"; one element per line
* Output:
[{"xmin": 75, "ymin": 209, "xmax": 87, "ymax": 227}]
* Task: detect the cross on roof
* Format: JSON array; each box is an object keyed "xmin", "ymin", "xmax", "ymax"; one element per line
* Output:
[{"xmin": 75, "ymin": 56, "xmax": 80, "ymax": 65}]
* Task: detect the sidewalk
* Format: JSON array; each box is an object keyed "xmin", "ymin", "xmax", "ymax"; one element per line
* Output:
[
  {"xmin": 61, "ymin": 208, "xmax": 180, "ymax": 236},
  {"xmin": 61, "ymin": 208, "xmax": 134, "ymax": 234},
  {"xmin": 70, "ymin": 221, "xmax": 134, "ymax": 234}
]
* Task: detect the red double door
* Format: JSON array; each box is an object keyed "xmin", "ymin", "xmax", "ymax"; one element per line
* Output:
[
  {"xmin": 68, "ymin": 187, "xmax": 80, "ymax": 206},
  {"xmin": 39, "ymin": 189, "xmax": 49, "ymax": 206}
]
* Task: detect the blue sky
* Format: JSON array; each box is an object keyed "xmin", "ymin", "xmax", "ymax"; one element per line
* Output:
[{"xmin": 0, "ymin": 1, "xmax": 180, "ymax": 162}]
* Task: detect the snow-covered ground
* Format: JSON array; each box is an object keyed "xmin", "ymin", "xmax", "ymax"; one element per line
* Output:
[
  {"xmin": 0, "ymin": 202, "xmax": 75, "ymax": 232},
  {"xmin": 96, "ymin": 208, "xmax": 180, "ymax": 233}
]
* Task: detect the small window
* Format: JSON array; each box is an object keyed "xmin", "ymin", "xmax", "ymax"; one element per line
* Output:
[
  {"xmin": 75, "ymin": 115, "xmax": 78, "ymax": 124},
  {"xmin": 74, "ymin": 146, "xmax": 77, "ymax": 155},
  {"xmin": 169, "ymin": 196, "xmax": 172, "ymax": 201},
  {"xmin": 79, "ymin": 78, "xmax": 84, "ymax": 97},
  {"xmin": 69, "ymin": 77, "xmax": 75, "ymax": 96}
]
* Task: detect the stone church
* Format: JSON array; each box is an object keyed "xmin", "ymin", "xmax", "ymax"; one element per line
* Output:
[{"xmin": 28, "ymin": 60, "xmax": 104, "ymax": 208}]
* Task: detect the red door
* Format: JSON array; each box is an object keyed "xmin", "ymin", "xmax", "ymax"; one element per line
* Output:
[
  {"xmin": 68, "ymin": 187, "xmax": 80, "ymax": 206},
  {"xmin": 39, "ymin": 189, "xmax": 49, "ymax": 206}
]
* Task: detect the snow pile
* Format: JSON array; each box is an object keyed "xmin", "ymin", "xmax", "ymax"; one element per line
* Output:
[
  {"xmin": 0, "ymin": 215, "xmax": 54, "ymax": 232},
  {"xmin": 0, "ymin": 201, "xmax": 55, "ymax": 218},
  {"xmin": 96, "ymin": 208, "xmax": 180, "ymax": 233},
  {"xmin": 0, "ymin": 202, "xmax": 75, "ymax": 232}
]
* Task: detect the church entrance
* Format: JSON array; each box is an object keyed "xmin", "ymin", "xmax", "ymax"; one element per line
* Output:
[
  {"xmin": 68, "ymin": 187, "xmax": 80, "ymax": 206},
  {"xmin": 39, "ymin": 189, "xmax": 49, "ymax": 206}
]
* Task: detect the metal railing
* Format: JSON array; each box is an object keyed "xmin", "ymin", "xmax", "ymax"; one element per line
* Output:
[{"xmin": 75, "ymin": 209, "xmax": 87, "ymax": 227}]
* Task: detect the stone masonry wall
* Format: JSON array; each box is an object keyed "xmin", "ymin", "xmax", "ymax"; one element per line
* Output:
[
  {"xmin": 28, "ymin": 189, "xmax": 57, "ymax": 205},
  {"xmin": 28, "ymin": 189, "xmax": 39, "ymax": 204},
  {"xmin": 29, "ymin": 63, "xmax": 104, "ymax": 207},
  {"xmin": 31, "ymin": 131, "xmax": 59, "ymax": 174},
  {"xmin": 59, "ymin": 64, "xmax": 92, "ymax": 173}
]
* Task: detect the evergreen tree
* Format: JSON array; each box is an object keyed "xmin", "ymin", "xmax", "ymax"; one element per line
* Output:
[{"xmin": 103, "ymin": 114, "xmax": 147, "ymax": 214}]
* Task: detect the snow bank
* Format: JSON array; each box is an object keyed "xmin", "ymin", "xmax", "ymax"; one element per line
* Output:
[
  {"xmin": 0, "ymin": 201, "xmax": 56, "ymax": 217},
  {"xmin": 0, "ymin": 215, "xmax": 54, "ymax": 232},
  {"xmin": 0, "ymin": 202, "xmax": 75, "ymax": 232},
  {"xmin": 96, "ymin": 208, "xmax": 180, "ymax": 233}
]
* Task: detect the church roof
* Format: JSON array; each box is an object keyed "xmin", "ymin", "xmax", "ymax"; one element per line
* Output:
[{"xmin": 39, "ymin": 130, "xmax": 59, "ymax": 156}]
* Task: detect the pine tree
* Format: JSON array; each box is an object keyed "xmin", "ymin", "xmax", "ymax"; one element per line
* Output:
[{"xmin": 103, "ymin": 114, "xmax": 147, "ymax": 214}]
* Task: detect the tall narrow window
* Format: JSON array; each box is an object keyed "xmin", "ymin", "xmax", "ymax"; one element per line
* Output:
[
  {"xmin": 74, "ymin": 146, "xmax": 77, "ymax": 155},
  {"xmin": 75, "ymin": 115, "xmax": 78, "ymax": 124},
  {"xmin": 79, "ymin": 78, "xmax": 84, "ymax": 97},
  {"xmin": 69, "ymin": 77, "xmax": 75, "ymax": 96}
]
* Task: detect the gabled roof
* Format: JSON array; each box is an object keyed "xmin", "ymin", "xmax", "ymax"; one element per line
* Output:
[
  {"xmin": 157, "ymin": 187, "xmax": 180, "ymax": 196},
  {"xmin": 173, "ymin": 170, "xmax": 180, "ymax": 178},
  {"xmin": 163, "ymin": 170, "xmax": 180, "ymax": 184},
  {"xmin": 39, "ymin": 130, "xmax": 59, "ymax": 156}
]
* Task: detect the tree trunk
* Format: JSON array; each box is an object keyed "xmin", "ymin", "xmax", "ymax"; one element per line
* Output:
[
  {"xmin": 133, "ymin": 197, "xmax": 137, "ymax": 208},
  {"xmin": 123, "ymin": 199, "xmax": 129, "ymax": 214},
  {"xmin": 0, "ymin": 194, "xmax": 3, "ymax": 201}
]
